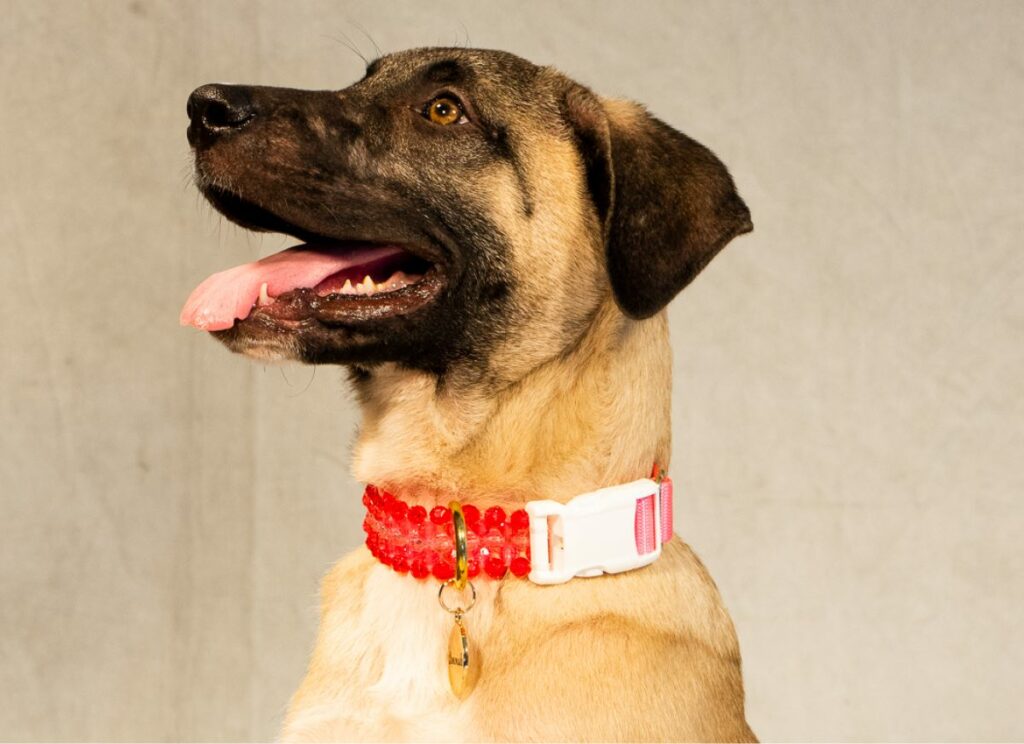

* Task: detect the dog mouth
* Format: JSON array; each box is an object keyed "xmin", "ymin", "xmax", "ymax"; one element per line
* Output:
[{"xmin": 180, "ymin": 187, "xmax": 445, "ymax": 332}]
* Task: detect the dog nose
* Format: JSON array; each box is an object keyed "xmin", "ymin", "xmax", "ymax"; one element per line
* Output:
[{"xmin": 187, "ymin": 84, "xmax": 256, "ymax": 146}]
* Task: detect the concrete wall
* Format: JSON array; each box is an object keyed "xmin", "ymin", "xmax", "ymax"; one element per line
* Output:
[{"xmin": 2, "ymin": 0, "xmax": 1021, "ymax": 740}]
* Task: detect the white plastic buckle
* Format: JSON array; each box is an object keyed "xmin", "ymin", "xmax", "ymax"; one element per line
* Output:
[{"xmin": 525, "ymin": 478, "xmax": 661, "ymax": 585}]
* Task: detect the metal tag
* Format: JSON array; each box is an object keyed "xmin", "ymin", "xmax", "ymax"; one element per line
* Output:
[{"xmin": 447, "ymin": 614, "xmax": 476, "ymax": 699}]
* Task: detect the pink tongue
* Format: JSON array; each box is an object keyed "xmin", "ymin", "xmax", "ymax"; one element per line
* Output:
[{"xmin": 179, "ymin": 244, "xmax": 404, "ymax": 331}]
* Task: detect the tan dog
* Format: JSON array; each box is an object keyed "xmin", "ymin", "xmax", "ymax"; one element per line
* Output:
[{"xmin": 182, "ymin": 47, "xmax": 754, "ymax": 741}]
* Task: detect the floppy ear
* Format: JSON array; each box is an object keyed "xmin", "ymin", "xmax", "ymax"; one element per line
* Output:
[{"xmin": 563, "ymin": 86, "xmax": 753, "ymax": 319}]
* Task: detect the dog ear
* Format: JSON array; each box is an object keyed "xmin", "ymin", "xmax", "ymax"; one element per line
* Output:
[{"xmin": 563, "ymin": 86, "xmax": 753, "ymax": 319}]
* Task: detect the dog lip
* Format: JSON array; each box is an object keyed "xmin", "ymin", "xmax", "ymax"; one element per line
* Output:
[
  {"xmin": 199, "ymin": 183, "xmax": 447, "ymax": 266},
  {"xmin": 244, "ymin": 265, "xmax": 446, "ymax": 326}
]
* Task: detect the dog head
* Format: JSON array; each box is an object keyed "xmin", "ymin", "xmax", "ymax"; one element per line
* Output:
[{"xmin": 182, "ymin": 47, "xmax": 751, "ymax": 379}]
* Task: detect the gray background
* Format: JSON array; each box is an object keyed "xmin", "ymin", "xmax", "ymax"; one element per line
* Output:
[{"xmin": 2, "ymin": 0, "xmax": 1022, "ymax": 741}]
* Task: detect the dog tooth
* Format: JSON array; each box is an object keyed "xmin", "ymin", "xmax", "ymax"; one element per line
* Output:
[
  {"xmin": 342, "ymin": 278, "xmax": 354, "ymax": 294},
  {"xmin": 362, "ymin": 275, "xmax": 375, "ymax": 295},
  {"xmin": 258, "ymin": 282, "xmax": 271, "ymax": 306}
]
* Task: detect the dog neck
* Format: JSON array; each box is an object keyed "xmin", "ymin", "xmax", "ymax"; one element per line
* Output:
[{"xmin": 350, "ymin": 298, "xmax": 672, "ymax": 506}]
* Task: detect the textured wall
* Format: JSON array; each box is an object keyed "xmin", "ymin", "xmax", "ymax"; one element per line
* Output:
[{"xmin": 1, "ymin": 0, "xmax": 1021, "ymax": 740}]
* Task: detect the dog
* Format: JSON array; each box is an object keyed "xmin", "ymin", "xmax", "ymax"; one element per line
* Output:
[{"xmin": 181, "ymin": 47, "xmax": 754, "ymax": 742}]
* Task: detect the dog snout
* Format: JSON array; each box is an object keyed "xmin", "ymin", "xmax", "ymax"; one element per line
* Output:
[{"xmin": 187, "ymin": 84, "xmax": 256, "ymax": 147}]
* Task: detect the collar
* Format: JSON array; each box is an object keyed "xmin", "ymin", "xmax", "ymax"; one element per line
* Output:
[{"xmin": 362, "ymin": 467, "xmax": 673, "ymax": 585}]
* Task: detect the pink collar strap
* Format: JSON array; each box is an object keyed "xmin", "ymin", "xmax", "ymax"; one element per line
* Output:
[{"xmin": 362, "ymin": 470, "xmax": 674, "ymax": 585}]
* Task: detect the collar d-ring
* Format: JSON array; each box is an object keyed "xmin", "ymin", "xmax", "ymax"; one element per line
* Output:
[{"xmin": 449, "ymin": 500, "xmax": 469, "ymax": 591}]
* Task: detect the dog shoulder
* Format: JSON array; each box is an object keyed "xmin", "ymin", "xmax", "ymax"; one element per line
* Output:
[{"xmin": 469, "ymin": 539, "xmax": 752, "ymax": 740}]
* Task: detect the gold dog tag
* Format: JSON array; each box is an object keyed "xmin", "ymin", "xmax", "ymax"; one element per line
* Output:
[{"xmin": 447, "ymin": 612, "xmax": 475, "ymax": 699}]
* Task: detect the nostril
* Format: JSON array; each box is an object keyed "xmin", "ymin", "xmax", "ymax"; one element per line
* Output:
[{"xmin": 203, "ymin": 99, "xmax": 252, "ymax": 129}]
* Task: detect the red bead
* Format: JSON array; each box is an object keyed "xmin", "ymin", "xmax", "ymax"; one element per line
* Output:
[
  {"xmin": 484, "ymin": 555, "xmax": 507, "ymax": 579},
  {"xmin": 484, "ymin": 506, "xmax": 506, "ymax": 529},
  {"xmin": 408, "ymin": 505, "xmax": 427, "ymax": 524},
  {"xmin": 392, "ymin": 557, "xmax": 409, "ymax": 573},
  {"xmin": 387, "ymin": 499, "xmax": 408, "ymax": 520},
  {"xmin": 461, "ymin": 504, "xmax": 480, "ymax": 524},
  {"xmin": 467, "ymin": 559, "xmax": 481, "ymax": 578},
  {"xmin": 411, "ymin": 559, "xmax": 429, "ymax": 579},
  {"xmin": 510, "ymin": 509, "xmax": 529, "ymax": 529},
  {"xmin": 432, "ymin": 560, "xmax": 455, "ymax": 581},
  {"xmin": 429, "ymin": 505, "xmax": 450, "ymax": 525},
  {"xmin": 365, "ymin": 484, "xmax": 379, "ymax": 501},
  {"xmin": 510, "ymin": 556, "xmax": 531, "ymax": 577}
]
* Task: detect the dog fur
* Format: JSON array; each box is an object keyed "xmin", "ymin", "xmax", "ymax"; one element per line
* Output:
[{"xmin": 186, "ymin": 47, "xmax": 754, "ymax": 741}]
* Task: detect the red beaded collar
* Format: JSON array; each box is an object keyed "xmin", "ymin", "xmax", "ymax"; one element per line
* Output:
[
  {"xmin": 362, "ymin": 467, "xmax": 673, "ymax": 584},
  {"xmin": 362, "ymin": 485, "xmax": 532, "ymax": 580}
]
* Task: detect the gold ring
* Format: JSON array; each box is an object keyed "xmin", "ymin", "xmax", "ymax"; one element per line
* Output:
[
  {"xmin": 438, "ymin": 579, "xmax": 477, "ymax": 614},
  {"xmin": 449, "ymin": 500, "xmax": 468, "ymax": 591}
]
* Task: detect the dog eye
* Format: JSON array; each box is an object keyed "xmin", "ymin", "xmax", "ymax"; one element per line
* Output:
[{"xmin": 423, "ymin": 95, "xmax": 467, "ymax": 126}]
